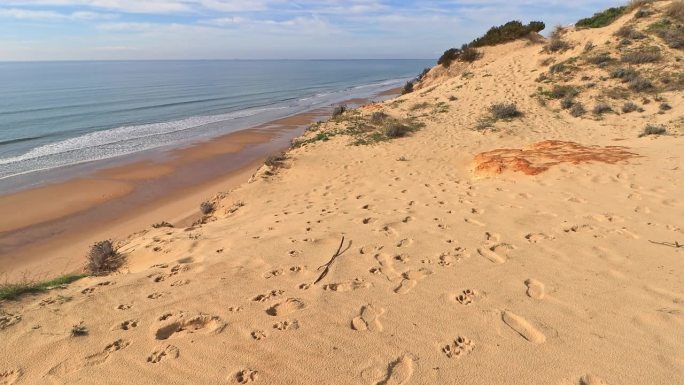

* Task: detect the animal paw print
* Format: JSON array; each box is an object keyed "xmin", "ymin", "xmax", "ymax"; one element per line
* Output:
[
  {"xmin": 273, "ymin": 320, "xmax": 300, "ymax": 331},
  {"xmin": 235, "ymin": 369, "xmax": 258, "ymax": 384},
  {"xmin": 263, "ymin": 269, "xmax": 284, "ymax": 279},
  {"xmin": 456, "ymin": 289, "xmax": 478, "ymax": 305},
  {"xmin": 252, "ymin": 290, "xmax": 284, "ymax": 302},
  {"xmin": 147, "ymin": 345, "xmax": 179, "ymax": 364},
  {"xmin": 116, "ymin": 304, "xmax": 132, "ymax": 311},
  {"xmin": 442, "ymin": 336, "xmax": 475, "ymax": 359},
  {"xmin": 112, "ymin": 319, "xmax": 139, "ymax": 331},
  {"xmin": 250, "ymin": 330, "xmax": 267, "ymax": 341}
]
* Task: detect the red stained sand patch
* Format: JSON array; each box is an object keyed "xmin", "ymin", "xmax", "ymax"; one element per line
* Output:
[{"xmin": 474, "ymin": 140, "xmax": 638, "ymax": 176}]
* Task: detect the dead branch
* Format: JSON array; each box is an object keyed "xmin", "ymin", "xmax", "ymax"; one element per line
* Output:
[{"xmin": 314, "ymin": 236, "xmax": 352, "ymax": 285}]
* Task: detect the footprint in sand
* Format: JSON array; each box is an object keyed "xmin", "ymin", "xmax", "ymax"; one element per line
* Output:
[
  {"xmin": 525, "ymin": 233, "xmax": 553, "ymax": 243},
  {"xmin": 580, "ymin": 374, "xmax": 609, "ymax": 385},
  {"xmin": 374, "ymin": 355, "xmax": 414, "ymax": 385},
  {"xmin": 525, "ymin": 279, "xmax": 545, "ymax": 300},
  {"xmin": 442, "ymin": 336, "xmax": 475, "ymax": 359},
  {"xmin": 235, "ymin": 369, "xmax": 259, "ymax": 384},
  {"xmin": 263, "ymin": 269, "xmax": 284, "ymax": 279},
  {"xmin": 252, "ymin": 290, "xmax": 285, "ymax": 302},
  {"xmin": 394, "ymin": 269, "xmax": 432, "ymax": 295},
  {"xmin": 273, "ymin": 320, "xmax": 300, "ymax": 331},
  {"xmin": 374, "ymin": 254, "xmax": 401, "ymax": 281},
  {"xmin": 0, "ymin": 368, "xmax": 22, "ymax": 385},
  {"xmin": 147, "ymin": 345, "xmax": 180, "ymax": 364},
  {"xmin": 324, "ymin": 278, "xmax": 371, "ymax": 292},
  {"xmin": 455, "ymin": 289, "xmax": 478, "ymax": 305},
  {"xmin": 0, "ymin": 312, "xmax": 21, "ymax": 331},
  {"xmin": 501, "ymin": 311, "xmax": 546, "ymax": 344},
  {"xmin": 250, "ymin": 330, "xmax": 267, "ymax": 341},
  {"xmin": 147, "ymin": 292, "xmax": 168, "ymax": 300},
  {"xmin": 352, "ymin": 305, "xmax": 385, "ymax": 332},
  {"xmin": 112, "ymin": 319, "xmax": 139, "ymax": 331},
  {"xmin": 477, "ymin": 243, "xmax": 514, "ymax": 264},
  {"xmin": 116, "ymin": 304, "xmax": 132, "ymax": 311},
  {"xmin": 266, "ymin": 298, "xmax": 306, "ymax": 316},
  {"xmin": 48, "ymin": 339, "xmax": 131, "ymax": 377},
  {"xmin": 153, "ymin": 312, "xmax": 225, "ymax": 340}
]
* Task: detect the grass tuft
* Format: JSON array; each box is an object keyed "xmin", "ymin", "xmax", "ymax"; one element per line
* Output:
[{"xmin": 0, "ymin": 274, "xmax": 87, "ymax": 301}]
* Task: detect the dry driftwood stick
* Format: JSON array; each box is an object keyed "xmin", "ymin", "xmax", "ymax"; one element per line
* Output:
[
  {"xmin": 648, "ymin": 240, "xmax": 683, "ymax": 249},
  {"xmin": 314, "ymin": 236, "xmax": 351, "ymax": 285}
]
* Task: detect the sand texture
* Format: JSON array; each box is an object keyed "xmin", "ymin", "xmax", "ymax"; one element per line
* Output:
[{"xmin": 1, "ymin": 3, "xmax": 684, "ymax": 384}]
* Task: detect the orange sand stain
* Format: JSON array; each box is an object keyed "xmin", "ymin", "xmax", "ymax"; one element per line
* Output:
[{"xmin": 473, "ymin": 140, "xmax": 638, "ymax": 176}]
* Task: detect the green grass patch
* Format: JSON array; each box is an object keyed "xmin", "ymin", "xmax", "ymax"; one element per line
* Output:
[{"xmin": 0, "ymin": 274, "xmax": 88, "ymax": 301}]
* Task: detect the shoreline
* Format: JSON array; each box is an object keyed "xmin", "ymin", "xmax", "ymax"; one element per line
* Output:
[{"xmin": 0, "ymin": 89, "xmax": 400, "ymax": 278}]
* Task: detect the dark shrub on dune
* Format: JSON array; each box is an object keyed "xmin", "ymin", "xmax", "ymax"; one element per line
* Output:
[
  {"xmin": 469, "ymin": 20, "xmax": 545, "ymax": 48},
  {"xmin": 332, "ymin": 105, "xmax": 347, "ymax": 118},
  {"xmin": 86, "ymin": 240, "xmax": 124, "ymax": 275},
  {"xmin": 402, "ymin": 81, "xmax": 414, "ymax": 94},
  {"xmin": 576, "ymin": 7, "xmax": 626, "ymax": 28},
  {"xmin": 200, "ymin": 201, "xmax": 215, "ymax": 215},
  {"xmin": 639, "ymin": 124, "xmax": 666, "ymax": 137},
  {"xmin": 489, "ymin": 103, "xmax": 522, "ymax": 119}
]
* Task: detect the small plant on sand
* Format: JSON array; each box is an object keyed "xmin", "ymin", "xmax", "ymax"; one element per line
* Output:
[
  {"xmin": 615, "ymin": 25, "xmax": 646, "ymax": 40},
  {"xmin": 666, "ymin": 1, "xmax": 684, "ymax": 20},
  {"xmin": 586, "ymin": 52, "xmax": 614, "ymax": 65},
  {"xmin": 560, "ymin": 97, "xmax": 575, "ymax": 109},
  {"xmin": 0, "ymin": 274, "xmax": 87, "ymax": 301},
  {"xmin": 86, "ymin": 240, "xmax": 124, "ymax": 275},
  {"xmin": 611, "ymin": 67, "xmax": 639, "ymax": 82},
  {"xmin": 265, "ymin": 152, "xmax": 287, "ymax": 168},
  {"xmin": 639, "ymin": 124, "xmax": 667, "ymax": 137},
  {"xmin": 332, "ymin": 105, "xmax": 347, "ymax": 119},
  {"xmin": 629, "ymin": 77, "xmax": 655, "ymax": 92},
  {"xmin": 545, "ymin": 32, "xmax": 571, "ymax": 53},
  {"xmin": 622, "ymin": 101, "xmax": 640, "ymax": 113},
  {"xmin": 570, "ymin": 102, "xmax": 587, "ymax": 117},
  {"xmin": 460, "ymin": 46, "xmax": 482, "ymax": 62},
  {"xmin": 384, "ymin": 124, "xmax": 412, "ymax": 138},
  {"xmin": 410, "ymin": 102, "xmax": 431, "ymax": 111},
  {"xmin": 584, "ymin": 41, "xmax": 596, "ymax": 52},
  {"xmin": 152, "ymin": 221, "xmax": 173, "ymax": 229},
  {"xmin": 593, "ymin": 102, "xmax": 613, "ymax": 115},
  {"xmin": 576, "ymin": 6, "xmax": 627, "ymax": 28},
  {"xmin": 621, "ymin": 46, "xmax": 662, "ymax": 64},
  {"xmin": 544, "ymin": 84, "xmax": 580, "ymax": 99},
  {"xmin": 200, "ymin": 201, "xmax": 215, "ymax": 216},
  {"xmin": 71, "ymin": 321, "xmax": 88, "ymax": 337},
  {"xmin": 370, "ymin": 112, "xmax": 389, "ymax": 124},
  {"xmin": 402, "ymin": 81, "xmax": 414, "ymax": 94},
  {"xmin": 489, "ymin": 103, "xmax": 522, "ymax": 120}
]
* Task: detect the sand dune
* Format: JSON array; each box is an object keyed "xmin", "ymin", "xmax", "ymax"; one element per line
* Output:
[{"xmin": 1, "ymin": 2, "xmax": 684, "ymax": 384}]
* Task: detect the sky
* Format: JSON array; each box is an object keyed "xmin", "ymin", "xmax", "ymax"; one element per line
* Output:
[{"xmin": 0, "ymin": 0, "xmax": 626, "ymax": 61}]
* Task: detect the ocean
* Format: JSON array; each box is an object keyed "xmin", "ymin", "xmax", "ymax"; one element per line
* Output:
[{"xmin": 0, "ymin": 59, "xmax": 432, "ymax": 192}]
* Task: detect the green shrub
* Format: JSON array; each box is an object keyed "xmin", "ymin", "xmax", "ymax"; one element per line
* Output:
[
  {"xmin": 437, "ymin": 48, "xmax": 459, "ymax": 67},
  {"xmin": 469, "ymin": 20, "xmax": 546, "ymax": 48},
  {"xmin": 384, "ymin": 124, "xmax": 411, "ymax": 138},
  {"xmin": 576, "ymin": 6, "xmax": 627, "ymax": 28},
  {"xmin": 370, "ymin": 112, "xmax": 388, "ymax": 124},
  {"xmin": 0, "ymin": 274, "xmax": 87, "ymax": 301}
]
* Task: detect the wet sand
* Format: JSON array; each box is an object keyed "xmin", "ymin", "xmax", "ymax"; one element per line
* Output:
[{"xmin": 0, "ymin": 94, "xmax": 397, "ymax": 278}]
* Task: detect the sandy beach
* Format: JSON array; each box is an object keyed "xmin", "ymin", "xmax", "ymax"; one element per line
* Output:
[{"xmin": 1, "ymin": 2, "xmax": 684, "ymax": 385}]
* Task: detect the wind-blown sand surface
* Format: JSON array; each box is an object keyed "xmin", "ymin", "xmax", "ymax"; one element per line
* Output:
[{"xmin": 1, "ymin": 4, "xmax": 684, "ymax": 384}]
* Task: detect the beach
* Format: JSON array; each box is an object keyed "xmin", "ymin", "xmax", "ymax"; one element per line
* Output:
[{"xmin": 1, "ymin": 3, "xmax": 684, "ymax": 385}]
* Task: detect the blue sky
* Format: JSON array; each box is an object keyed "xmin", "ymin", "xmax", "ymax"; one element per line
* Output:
[{"xmin": 0, "ymin": 1, "xmax": 625, "ymax": 60}]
